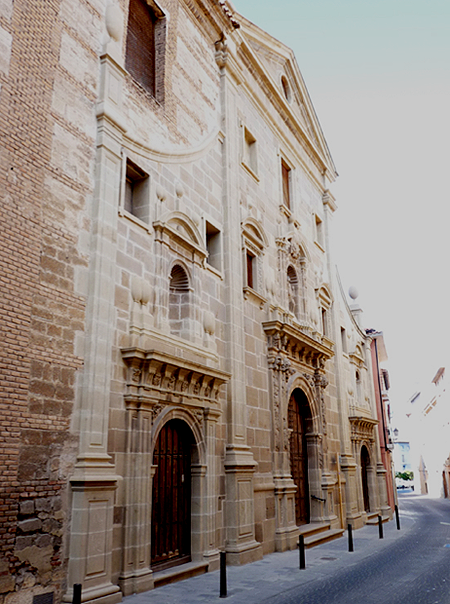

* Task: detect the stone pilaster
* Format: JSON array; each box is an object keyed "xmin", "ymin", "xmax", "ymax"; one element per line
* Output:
[
  {"xmin": 64, "ymin": 13, "xmax": 126, "ymax": 603},
  {"xmin": 118, "ymin": 411, "xmax": 154, "ymax": 596},
  {"xmin": 201, "ymin": 408, "xmax": 222, "ymax": 570},
  {"xmin": 216, "ymin": 35, "xmax": 262, "ymax": 563}
]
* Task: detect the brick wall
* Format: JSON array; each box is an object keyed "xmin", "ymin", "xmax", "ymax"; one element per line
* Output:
[{"xmin": 0, "ymin": 0, "xmax": 92, "ymax": 599}]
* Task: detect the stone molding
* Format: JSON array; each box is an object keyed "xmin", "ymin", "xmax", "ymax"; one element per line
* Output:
[
  {"xmin": 349, "ymin": 415, "xmax": 378, "ymax": 443},
  {"xmin": 121, "ymin": 348, "xmax": 230, "ymax": 409},
  {"xmin": 263, "ymin": 317, "xmax": 334, "ymax": 373}
]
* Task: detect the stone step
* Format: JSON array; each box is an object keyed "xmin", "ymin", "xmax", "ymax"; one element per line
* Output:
[
  {"xmin": 304, "ymin": 528, "xmax": 345, "ymax": 549},
  {"xmin": 153, "ymin": 561, "xmax": 208, "ymax": 588},
  {"xmin": 366, "ymin": 514, "xmax": 390, "ymax": 526},
  {"xmin": 298, "ymin": 522, "xmax": 332, "ymax": 538}
]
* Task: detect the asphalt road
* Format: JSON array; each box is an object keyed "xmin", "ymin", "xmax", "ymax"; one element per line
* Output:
[{"xmin": 266, "ymin": 494, "xmax": 450, "ymax": 604}]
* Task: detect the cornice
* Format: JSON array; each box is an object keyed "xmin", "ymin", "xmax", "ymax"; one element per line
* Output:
[
  {"xmin": 123, "ymin": 127, "xmax": 220, "ymax": 165},
  {"xmin": 232, "ymin": 22, "xmax": 337, "ymax": 181},
  {"xmin": 263, "ymin": 318, "xmax": 334, "ymax": 373},
  {"xmin": 179, "ymin": 0, "xmax": 239, "ymax": 39},
  {"xmin": 121, "ymin": 348, "xmax": 231, "ymax": 408}
]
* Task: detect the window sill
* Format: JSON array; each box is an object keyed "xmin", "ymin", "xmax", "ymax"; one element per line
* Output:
[
  {"xmin": 119, "ymin": 207, "xmax": 152, "ymax": 233},
  {"xmin": 243, "ymin": 286, "xmax": 267, "ymax": 309},
  {"xmin": 241, "ymin": 161, "xmax": 260, "ymax": 183},
  {"xmin": 205, "ymin": 263, "xmax": 223, "ymax": 280},
  {"xmin": 279, "ymin": 204, "xmax": 292, "ymax": 219},
  {"xmin": 314, "ymin": 239, "xmax": 325, "ymax": 253}
]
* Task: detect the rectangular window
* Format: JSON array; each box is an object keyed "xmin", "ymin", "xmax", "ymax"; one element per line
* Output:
[
  {"xmin": 281, "ymin": 159, "xmax": 291, "ymax": 209},
  {"xmin": 341, "ymin": 327, "xmax": 347, "ymax": 353},
  {"xmin": 206, "ymin": 221, "xmax": 221, "ymax": 271},
  {"xmin": 125, "ymin": 0, "xmax": 165, "ymax": 102},
  {"xmin": 124, "ymin": 158, "xmax": 149, "ymax": 222},
  {"xmin": 246, "ymin": 250, "xmax": 255, "ymax": 289},
  {"xmin": 321, "ymin": 308, "xmax": 327, "ymax": 336},
  {"xmin": 242, "ymin": 127, "xmax": 258, "ymax": 176},
  {"xmin": 315, "ymin": 214, "xmax": 324, "ymax": 248}
]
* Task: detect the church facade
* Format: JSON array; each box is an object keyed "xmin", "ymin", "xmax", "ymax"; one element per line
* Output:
[{"xmin": 0, "ymin": 1, "xmax": 391, "ymax": 603}]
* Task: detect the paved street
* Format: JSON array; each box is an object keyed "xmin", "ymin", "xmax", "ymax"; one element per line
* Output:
[{"xmin": 124, "ymin": 493, "xmax": 450, "ymax": 604}]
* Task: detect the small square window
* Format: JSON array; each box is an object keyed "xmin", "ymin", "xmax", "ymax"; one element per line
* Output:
[
  {"xmin": 281, "ymin": 159, "xmax": 291, "ymax": 210},
  {"xmin": 123, "ymin": 159, "xmax": 149, "ymax": 223},
  {"xmin": 206, "ymin": 221, "xmax": 221, "ymax": 271}
]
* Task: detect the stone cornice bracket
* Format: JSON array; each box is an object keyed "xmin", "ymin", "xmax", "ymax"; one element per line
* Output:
[
  {"xmin": 263, "ymin": 319, "xmax": 334, "ymax": 373},
  {"xmin": 121, "ymin": 348, "xmax": 230, "ymax": 407},
  {"xmin": 322, "ymin": 189, "xmax": 337, "ymax": 213},
  {"xmin": 349, "ymin": 415, "xmax": 378, "ymax": 442},
  {"xmin": 217, "ymin": 0, "xmax": 240, "ymax": 29},
  {"xmin": 215, "ymin": 34, "xmax": 229, "ymax": 69}
]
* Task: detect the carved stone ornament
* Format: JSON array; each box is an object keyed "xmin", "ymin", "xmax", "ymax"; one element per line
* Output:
[
  {"xmin": 151, "ymin": 403, "xmax": 165, "ymax": 420},
  {"xmin": 263, "ymin": 319, "xmax": 334, "ymax": 374},
  {"xmin": 121, "ymin": 348, "xmax": 230, "ymax": 409},
  {"xmin": 215, "ymin": 36, "xmax": 228, "ymax": 69},
  {"xmin": 349, "ymin": 416, "xmax": 378, "ymax": 443},
  {"xmin": 192, "ymin": 408, "xmax": 205, "ymax": 424}
]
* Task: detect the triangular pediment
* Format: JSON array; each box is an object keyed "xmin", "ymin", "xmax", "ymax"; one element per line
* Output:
[{"xmin": 235, "ymin": 15, "xmax": 336, "ymax": 176}]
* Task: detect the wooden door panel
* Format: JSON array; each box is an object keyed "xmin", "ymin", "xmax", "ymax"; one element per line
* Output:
[
  {"xmin": 289, "ymin": 392, "xmax": 310, "ymax": 525},
  {"xmin": 151, "ymin": 420, "xmax": 192, "ymax": 569},
  {"xmin": 361, "ymin": 446, "xmax": 370, "ymax": 513}
]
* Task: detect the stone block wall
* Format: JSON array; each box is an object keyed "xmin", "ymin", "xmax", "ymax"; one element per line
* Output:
[{"xmin": 0, "ymin": 0, "xmax": 391, "ymax": 600}]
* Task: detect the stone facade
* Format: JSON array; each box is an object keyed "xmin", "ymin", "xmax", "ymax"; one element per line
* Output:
[{"xmin": 0, "ymin": 1, "xmax": 390, "ymax": 603}]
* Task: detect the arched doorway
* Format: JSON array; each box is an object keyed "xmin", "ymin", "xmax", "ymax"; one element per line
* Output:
[
  {"xmin": 361, "ymin": 445, "xmax": 370, "ymax": 512},
  {"xmin": 288, "ymin": 389, "xmax": 312, "ymax": 525},
  {"xmin": 151, "ymin": 419, "xmax": 194, "ymax": 570}
]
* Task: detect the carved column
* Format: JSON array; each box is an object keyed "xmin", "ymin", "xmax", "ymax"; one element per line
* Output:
[
  {"xmin": 314, "ymin": 373, "xmax": 337, "ymax": 523},
  {"xmin": 268, "ymin": 354, "xmax": 298, "ymax": 552}
]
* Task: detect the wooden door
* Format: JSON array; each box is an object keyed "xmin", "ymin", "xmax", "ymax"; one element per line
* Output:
[
  {"xmin": 151, "ymin": 419, "xmax": 192, "ymax": 570},
  {"xmin": 361, "ymin": 446, "xmax": 370, "ymax": 513},
  {"xmin": 288, "ymin": 392, "xmax": 310, "ymax": 525}
]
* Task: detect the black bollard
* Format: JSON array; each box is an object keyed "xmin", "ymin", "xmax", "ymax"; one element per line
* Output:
[
  {"xmin": 299, "ymin": 534, "xmax": 306, "ymax": 569},
  {"xmin": 378, "ymin": 515, "xmax": 384, "ymax": 539},
  {"xmin": 220, "ymin": 551, "xmax": 227, "ymax": 598},
  {"xmin": 72, "ymin": 584, "xmax": 82, "ymax": 604},
  {"xmin": 395, "ymin": 505, "xmax": 401, "ymax": 530},
  {"xmin": 347, "ymin": 523, "xmax": 354, "ymax": 552}
]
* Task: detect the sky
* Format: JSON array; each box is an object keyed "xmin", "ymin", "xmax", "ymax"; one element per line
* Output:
[{"xmin": 234, "ymin": 0, "xmax": 450, "ymax": 421}]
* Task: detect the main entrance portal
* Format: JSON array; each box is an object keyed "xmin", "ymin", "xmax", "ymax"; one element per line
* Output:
[
  {"xmin": 151, "ymin": 419, "xmax": 193, "ymax": 570},
  {"xmin": 288, "ymin": 389, "xmax": 312, "ymax": 525}
]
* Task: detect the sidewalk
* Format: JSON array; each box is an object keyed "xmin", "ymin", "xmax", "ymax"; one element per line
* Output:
[{"xmin": 124, "ymin": 510, "xmax": 415, "ymax": 604}]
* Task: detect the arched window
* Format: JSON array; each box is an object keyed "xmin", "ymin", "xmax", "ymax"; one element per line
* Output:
[
  {"xmin": 317, "ymin": 285, "xmax": 333, "ymax": 339},
  {"xmin": 169, "ymin": 265, "xmax": 190, "ymax": 339}
]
